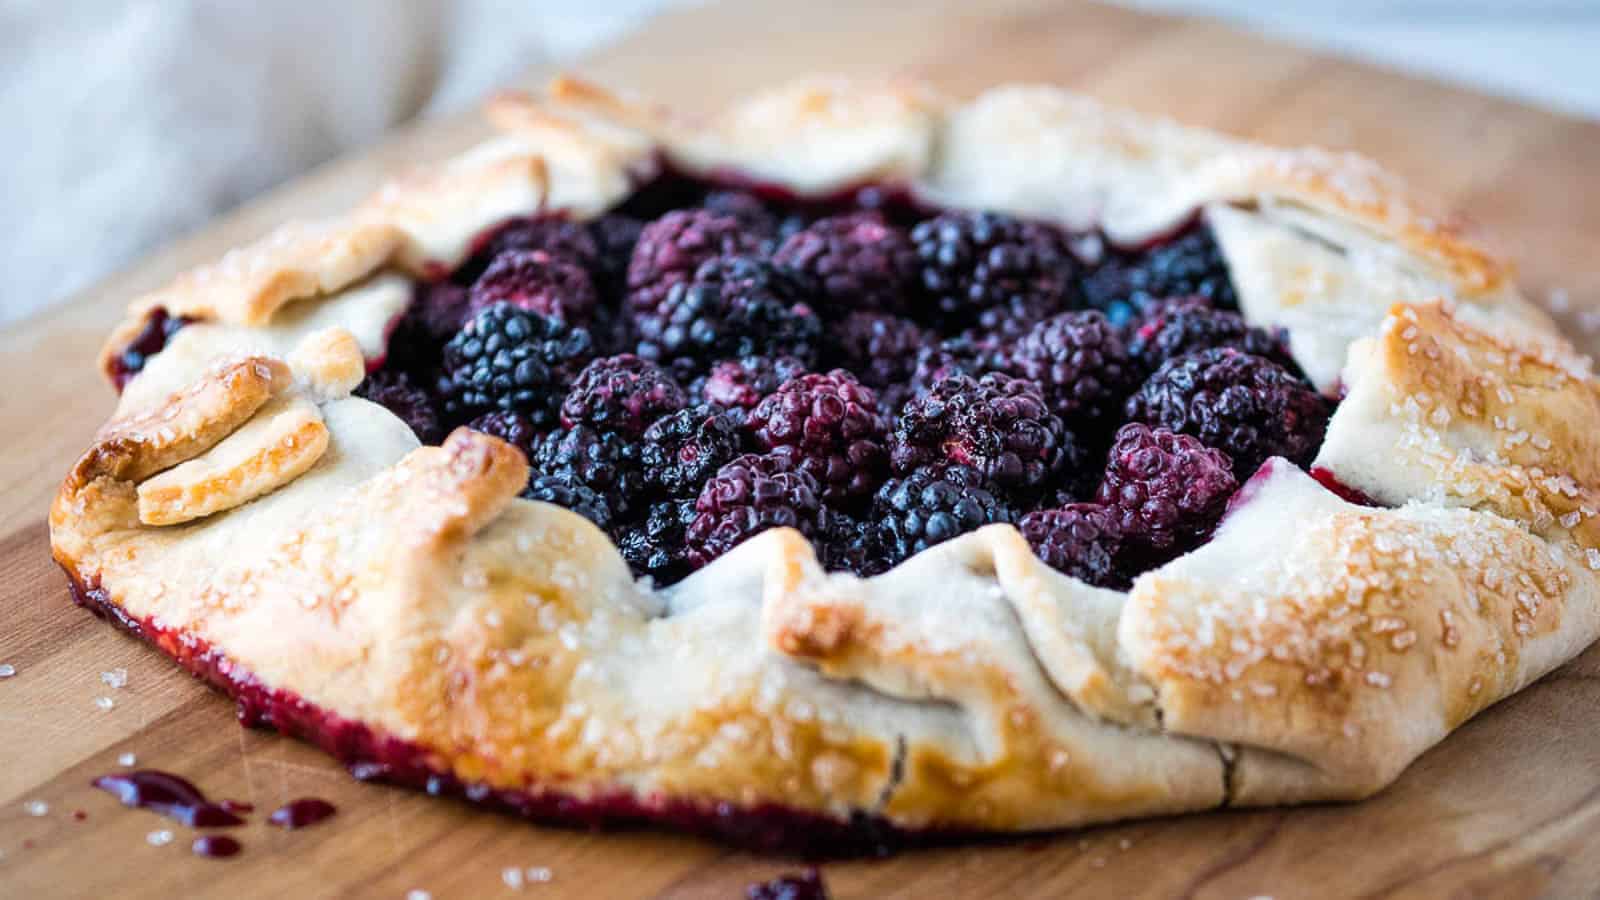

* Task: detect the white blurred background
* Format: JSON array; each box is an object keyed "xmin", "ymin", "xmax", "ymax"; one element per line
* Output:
[{"xmin": 2, "ymin": 0, "xmax": 1596, "ymax": 326}]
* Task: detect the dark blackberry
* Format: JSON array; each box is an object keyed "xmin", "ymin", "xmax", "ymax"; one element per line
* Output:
[
  {"xmin": 747, "ymin": 371, "xmax": 889, "ymax": 510},
  {"xmin": 691, "ymin": 355, "xmax": 811, "ymax": 423},
  {"xmin": 632, "ymin": 256, "xmax": 822, "ymax": 378},
  {"xmin": 702, "ymin": 188, "xmax": 781, "ymax": 239},
  {"xmin": 685, "ymin": 452, "xmax": 826, "ymax": 569},
  {"xmin": 560, "ymin": 354, "xmax": 687, "ymax": 438},
  {"xmin": 1096, "ymin": 423, "xmax": 1238, "ymax": 564},
  {"xmin": 909, "ymin": 211, "xmax": 1073, "ymax": 329},
  {"xmin": 618, "ymin": 499, "xmax": 698, "ymax": 585},
  {"xmin": 466, "ymin": 410, "xmax": 542, "ymax": 460},
  {"xmin": 890, "ymin": 372, "xmax": 1074, "ymax": 497},
  {"xmin": 1008, "ymin": 311, "xmax": 1137, "ymax": 432},
  {"xmin": 825, "ymin": 312, "xmax": 928, "ymax": 392},
  {"xmin": 908, "ymin": 335, "xmax": 1009, "ymax": 396},
  {"xmin": 626, "ymin": 209, "xmax": 760, "ymax": 317},
  {"xmin": 528, "ymin": 425, "xmax": 645, "ymax": 516},
  {"xmin": 385, "ymin": 280, "xmax": 471, "ymax": 374},
  {"xmin": 1127, "ymin": 296, "xmax": 1294, "ymax": 374},
  {"xmin": 1020, "ymin": 504, "xmax": 1126, "ymax": 590},
  {"xmin": 523, "ymin": 472, "xmax": 618, "ymax": 531},
  {"xmin": 441, "ymin": 303, "xmax": 596, "ymax": 424},
  {"xmin": 773, "ymin": 211, "xmax": 919, "ymax": 314},
  {"xmin": 639, "ymin": 403, "xmax": 744, "ymax": 498},
  {"xmin": 815, "ymin": 513, "xmax": 889, "ymax": 578},
  {"xmin": 1125, "ymin": 348, "xmax": 1330, "ymax": 480},
  {"xmin": 356, "ymin": 370, "xmax": 443, "ymax": 444},
  {"xmin": 746, "ymin": 868, "xmax": 829, "ymax": 900},
  {"xmin": 587, "ymin": 213, "xmax": 646, "ymax": 292},
  {"xmin": 1080, "ymin": 224, "xmax": 1237, "ymax": 324},
  {"xmin": 872, "ymin": 464, "xmax": 1017, "ymax": 565},
  {"xmin": 467, "ymin": 249, "xmax": 599, "ymax": 324},
  {"xmin": 457, "ymin": 214, "xmax": 600, "ymax": 285}
]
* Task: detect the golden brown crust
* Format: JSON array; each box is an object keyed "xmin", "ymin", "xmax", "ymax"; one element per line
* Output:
[{"xmin": 55, "ymin": 78, "xmax": 1600, "ymax": 840}]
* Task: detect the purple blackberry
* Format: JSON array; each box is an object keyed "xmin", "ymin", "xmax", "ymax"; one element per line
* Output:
[
  {"xmin": 907, "ymin": 335, "xmax": 1010, "ymax": 400},
  {"xmin": 441, "ymin": 303, "xmax": 596, "ymax": 424},
  {"xmin": 466, "ymin": 410, "xmax": 542, "ymax": 460},
  {"xmin": 356, "ymin": 370, "xmax": 443, "ymax": 444},
  {"xmin": 1125, "ymin": 348, "xmax": 1330, "ymax": 480},
  {"xmin": 560, "ymin": 354, "xmax": 687, "ymax": 438},
  {"xmin": 1081, "ymin": 224, "xmax": 1237, "ymax": 324},
  {"xmin": 909, "ymin": 211, "xmax": 1073, "ymax": 329},
  {"xmin": 523, "ymin": 471, "xmax": 618, "ymax": 531},
  {"xmin": 890, "ymin": 372, "xmax": 1074, "ymax": 497},
  {"xmin": 639, "ymin": 403, "xmax": 744, "ymax": 498},
  {"xmin": 458, "ymin": 214, "xmax": 600, "ymax": 284},
  {"xmin": 702, "ymin": 188, "xmax": 781, "ymax": 238},
  {"xmin": 872, "ymin": 464, "xmax": 1017, "ymax": 565},
  {"xmin": 384, "ymin": 280, "xmax": 471, "ymax": 373},
  {"xmin": 626, "ymin": 209, "xmax": 760, "ymax": 316},
  {"xmin": 618, "ymin": 499, "xmax": 697, "ymax": 584},
  {"xmin": 1020, "ymin": 504, "xmax": 1126, "ymax": 589},
  {"xmin": 692, "ymin": 355, "xmax": 810, "ymax": 412},
  {"xmin": 631, "ymin": 256, "xmax": 822, "ymax": 377},
  {"xmin": 685, "ymin": 452, "xmax": 826, "ymax": 569},
  {"xmin": 1127, "ymin": 296, "xmax": 1294, "ymax": 374},
  {"xmin": 746, "ymin": 868, "xmax": 829, "ymax": 900},
  {"xmin": 528, "ymin": 424, "xmax": 645, "ymax": 516},
  {"xmin": 773, "ymin": 211, "xmax": 919, "ymax": 314},
  {"xmin": 1008, "ymin": 310, "xmax": 1137, "ymax": 432},
  {"xmin": 467, "ymin": 249, "xmax": 599, "ymax": 324},
  {"xmin": 825, "ymin": 312, "xmax": 929, "ymax": 392},
  {"xmin": 747, "ymin": 371, "xmax": 889, "ymax": 509},
  {"xmin": 1095, "ymin": 423, "xmax": 1238, "ymax": 564}
]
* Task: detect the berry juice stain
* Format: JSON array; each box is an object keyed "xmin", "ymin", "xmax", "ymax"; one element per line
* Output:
[{"xmin": 91, "ymin": 770, "xmax": 245, "ymax": 828}]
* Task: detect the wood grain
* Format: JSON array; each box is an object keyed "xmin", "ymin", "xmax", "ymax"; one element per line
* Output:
[{"xmin": 4, "ymin": 2, "xmax": 1600, "ymax": 897}]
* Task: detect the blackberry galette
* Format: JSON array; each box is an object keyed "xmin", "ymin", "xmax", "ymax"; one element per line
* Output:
[{"xmin": 55, "ymin": 78, "xmax": 1600, "ymax": 854}]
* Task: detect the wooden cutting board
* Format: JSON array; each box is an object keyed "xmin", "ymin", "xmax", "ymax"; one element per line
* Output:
[{"xmin": 4, "ymin": 2, "xmax": 1600, "ymax": 897}]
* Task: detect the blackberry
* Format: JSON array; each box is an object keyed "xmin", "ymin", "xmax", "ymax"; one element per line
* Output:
[
  {"xmin": 908, "ymin": 336, "xmax": 1009, "ymax": 396},
  {"xmin": 890, "ymin": 372, "xmax": 1074, "ymax": 497},
  {"xmin": 618, "ymin": 499, "xmax": 698, "ymax": 585},
  {"xmin": 523, "ymin": 472, "xmax": 617, "ymax": 531},
  {"xmin": 588, "ymin": 213, "xmax": 646, "ymax": 292},
  {"xmin": 773, "ymin": 211, "xmax": 919, "ymax": 314},
  {"xmin": 632, "ymin": 256, "xmax": 822, "ymax": 378},
  {"xmin": 467, "ymin": 249, "xmax": 599, "ymax": 324},
  {"xmin": 825, "ymin": 312, "xmax": 928, "ymax": 392},
  {"xmin": 1095, "ymin": 423, "xmax": 1238, "ymax": 564},
  {"xmin": 560, "ymin": 354, "xmax": 687, "ymax": 438},
  {"xmin": 457, "ymin": 214, "xmax": 600, "ymax": 284},
  {"xmin": 1008, "ymin": 311, "xmax": 1137, "ymax": 433},
  {"xmin": 639, "ymin": 403, "xmax": 744, "ymax": 498},
  {"xmin": 815, "ymin": 513, "xmax": 889, "ymax": 578},
  {"xmin": 872, "ymin": 464, "xmax": 1017, "ymax": 566},
  {"xmin": 702, "ymin": 188, "xmax": 781, "ymax": 239},
  {"xmin": 466, "ymin": 410, "xmax": 542, "ymax": 460},
  {"xmin": 1080, "ymin": 224, "xmax": 1237, "ymax": 324},
  {"xmin": 385, "ymin": 280, "xmax": 471, "ymax": 374},
  {"xmin": 441, "ymin": 303, "xmax": 596, "ymax": 424},
  {"xmin": 1020, "ymin": 504, "xmax": 1126, "ymax": 590},
  {"xmin": 355, "ymin": 370, "xmax": 443, "ymax": 444},
  {"xmin": 747, "ymin": 371, "xmax": 889, "ymax": 509},
  {"xmin": 528, "ymin": 425, "xmax": 645, "ymax": 516},
  {"xmin": 626, "ymin": 209, "xmax": 760, "ymax": 316},
  {"xmin": 1126, "ymin": 296, "xmax": 1295, "ymax": 374},
  {"xmin": 685, "ymin": 452, "xmax": 826, "ymax": 569},
  {"xmin": 909, "ymin": 211, "xmax": 1073, "ymax": 329},
  {"xmin": 691, "ymin": 355, "xmax": 810, "ymax": 412},
  {"xmin": 1125, "ymin": 348, "xmax": 1330, "ymax": 480}
]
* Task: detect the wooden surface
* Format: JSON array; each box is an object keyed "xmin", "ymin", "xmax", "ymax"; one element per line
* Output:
[{"xmin": 4, "ymin": 2, "xmax": 1600, "ymax": 897}]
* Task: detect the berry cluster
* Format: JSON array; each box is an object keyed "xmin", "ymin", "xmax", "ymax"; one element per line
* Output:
[{"xmin": 344, "ymin": 181, "xmax": 1332, "ymax": 589}]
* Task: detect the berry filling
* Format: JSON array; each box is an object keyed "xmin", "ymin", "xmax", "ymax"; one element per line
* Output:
[{"xmin": 115, "ymin": 171, "xmax": 1351, "ymax": 589}]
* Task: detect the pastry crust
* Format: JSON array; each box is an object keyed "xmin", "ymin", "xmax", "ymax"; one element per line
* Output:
[{"xmin": 55, "ymin": 77, "xmax": 1600, "ymax": 847}]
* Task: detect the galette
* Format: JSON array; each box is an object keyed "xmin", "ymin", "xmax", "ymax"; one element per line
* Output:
[{"xmin": 52, "ymin": 77, "xmax": 1600, "ymax": 854}]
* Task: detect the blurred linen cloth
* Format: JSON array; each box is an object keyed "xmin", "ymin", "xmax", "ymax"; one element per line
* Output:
[{"xmin": 0, "ymin": 0, "xmax": 687, "ymax": 326}]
